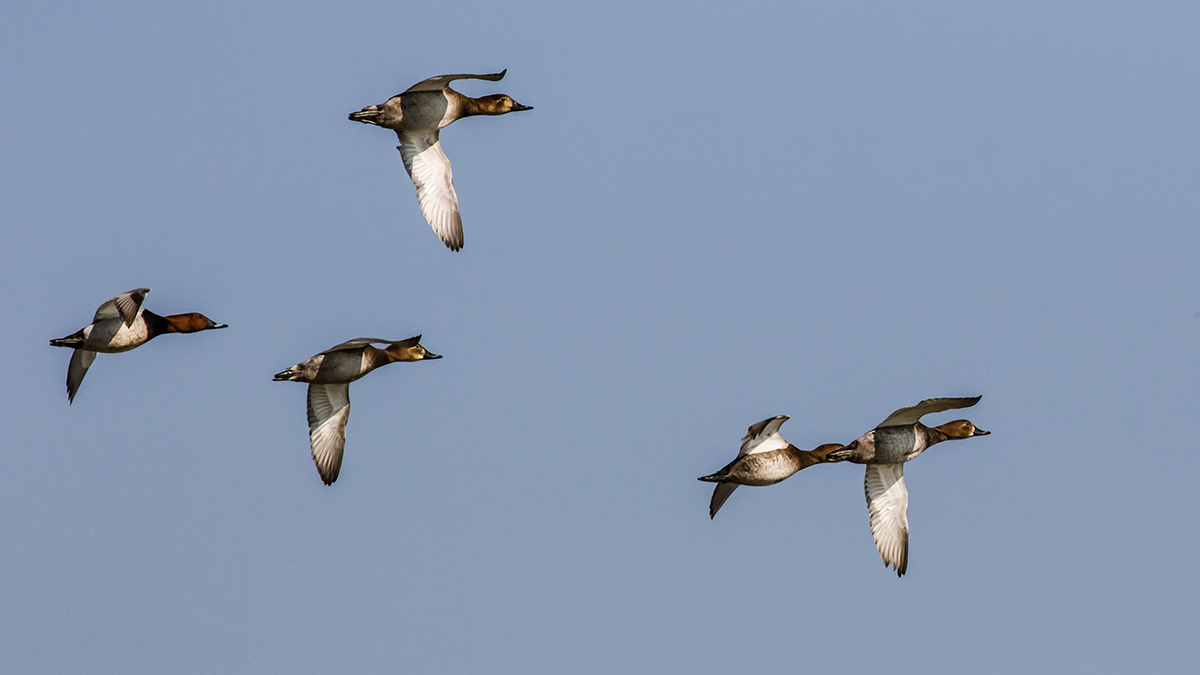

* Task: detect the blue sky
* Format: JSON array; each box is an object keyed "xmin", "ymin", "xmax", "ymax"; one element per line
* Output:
[{"xmin": 3, "ymin": 1, "xmax": 1198, "ymax": 673}]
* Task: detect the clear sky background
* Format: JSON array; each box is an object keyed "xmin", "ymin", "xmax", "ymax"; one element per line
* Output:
[{"xmin": 3, "ymin": 1, "xmax": 1198, "ymax": 673}]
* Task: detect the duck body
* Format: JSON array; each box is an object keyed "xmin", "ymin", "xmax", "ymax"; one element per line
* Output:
[
  {"xmin": 273, "ymin": 343, "xmax": 397, "ymax": 384},
  {"xmin": 829, "ymin": 424, "xmax": 943, "ymax": 465},
  {"xmin": 698, "ymin": 415, "xmax": 845, "ymax": 518},
  {"xmin": 54, "ymin": 312, "xmax": 151, "ymax": 353},
  {"xmin": 350, "ymin": 89, "xmax": 467, "ymax": 133},
  {"xmin": 349, "ymin": 70, "xmax": 532, "ymax": 251},
  {"xmin": 705, "ymin": 448, "xmax": 816, "ymax": 487},
  {"xmin": 273, "ymin": 336, "xmax": 442, "ymax": 486},
  {"xmin": 49, "ymin": 287, "xmax": 227, "ymax": 403},
  {"xmin": 829, "ymin": 396, "xmax": 990, "ymax": 577}
]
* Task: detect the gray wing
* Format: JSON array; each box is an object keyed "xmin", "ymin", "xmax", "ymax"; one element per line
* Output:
[
  {"xmin": 397, "ymin": 131, "xmax": 463, "ymax": 250},
  {"xmin": 709, "ymin": 483, "xmax": 739, "ymax": 519},
  {"xmin": 93, "ymin": 287, "xmax": 150, "ymax": 327},
  {"xmin": 66, "ymin": 349, "xmax": 97, "ymax": 404},
  {"xmin": 307, "ymin": 383, "xmax": 351, "ymax": 485},
  {"xmin": 865, "ymin": 463, "xmax": 909, "ymax": 577},
  {"xmin": 402, "ymin": 70, "xmax": 506, "ymax": 93},
  {"xmin": 320, "ymin": 336, "xmax": 421, "ymax": 354},
  {"xmin": 877, "ymin": 396, "xmax": 982, "ymax": 428}
]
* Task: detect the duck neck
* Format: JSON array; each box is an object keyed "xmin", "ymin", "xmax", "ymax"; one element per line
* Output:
[
  {"xmin": 141, "ymin": 310, "xmax": 171, "ymax": 338},
  {"xmin": 798, "ymin": 443, "xmax": 846, "ymax": 468},
  {"xmin": 789, "ymin": 446, "xmax": 826, "ymax": 472},
  {"xmin": 921, "ymin": 423, "xmax": 949, "ymax": 447},
  {"xmin": 362, "ymin": 345, "xmax": 397, "ymax": 370},
  {"xmin": 445, "ymin": 89, "xmax": 483, "ymax": 119},
  {"xmin": 458, "ymin": 99, "xmax": 483, "ymax": 119}
]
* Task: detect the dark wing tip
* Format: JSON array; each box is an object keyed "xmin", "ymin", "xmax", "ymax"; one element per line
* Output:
[
  {"xmin": 390, "ymin": 335, "xmax": 421, "ymax": 348},
  {"xmin": 746, "ymin": 415, "xmax": 786, "ymax": 438}
]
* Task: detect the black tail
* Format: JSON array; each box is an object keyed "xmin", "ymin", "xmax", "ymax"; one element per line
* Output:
[
  {"xmin": 50, "ymin": 331, "xmax": 84, "ymax": 348},
  {"xmin": 348, "ymin": 106, "xmax": 382, "ymax": 125},
  {"xmin": 273, "ymin": 367, "xmax": 301, "ymax": 382}
]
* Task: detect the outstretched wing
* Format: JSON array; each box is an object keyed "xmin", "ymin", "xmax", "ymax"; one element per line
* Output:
[
  {"xmin": 93, "ymin": 287, "xmax": 150, "ymax": 327},
  {"xmin": 865, "ymin": 463, "xmax": 909, "ymax": 577},
  {"xmin": 738, "ymin": 415, "xmax": 791, "ymax": 458},
  {"xmin": 320, "ymin": 336, "xmax": 421, "ymax": 354},
  {"xmin": 307, "ymin": 383, "xmax": 351, "ymax": 485},
  {"xmin": 876, "ymin": 396, "xmax": 982, "ymax": 428},
  {"xmin": 397, "ymin": 131, "xmax": 463, "ymax": 250},
  {"xmin": 709, "ymin": 483, "xmax": 739, "ymax": 519},
  {"xmin": 66, "ymin": 349, "xmax": 97, "ymax": 404},
  {"xmin": 402, "ymin": 70, "xmax": 507, "ymax": 94}
]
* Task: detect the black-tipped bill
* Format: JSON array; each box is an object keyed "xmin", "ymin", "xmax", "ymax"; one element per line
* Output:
[
  {"xmin": 209, "ymin": 321, "xmax": 229, "ymax": 329},
  {"xmin": 423, "ymin": 352, "xmax": 443, "ymax": 360},
  {"xmin": 511, "ymin": 102, "xmax": 533, "ymax": 111},
  {"xmin": 974, "ymin": 428, "xmax": 990, "ymax": 436}
]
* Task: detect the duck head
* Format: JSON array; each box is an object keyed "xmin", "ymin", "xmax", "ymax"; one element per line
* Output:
[
  {"xmin": 384, "ymin": 335, "xmax": 442, "ymax": 362},
  {"xmin": 810, "ymin": 443, "xmax": 848, "ymax": 462},
  {"xmin": 935, "ymin": 419, "xmax": 990, "ymax": 439},
  {"xmin": 165, "ymin": 313, "xmax": 228, "ymax": 333},
  {"xmin": 475, "ymin": 94, "xmax": 533, "ymax": 114}
]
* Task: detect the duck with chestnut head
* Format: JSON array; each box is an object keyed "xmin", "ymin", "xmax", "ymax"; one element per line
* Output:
[
  {"xmin": 699, "ymin": 415, "xmax": 845, "ymax": 518},
  {"xmin": 49, "ymin": 287, "xmax": 227, "ymax": 403},
  {"xmin": 273, "ymin": 336, "xmax": 443, "ymax": 486},
  {"xmin": 828, "ymin": 396, "xmax": 990, "ymax": 577},
  {"xmin": 699, "ymin": 397, "xmax": 990, "ymax": 578},
  {"xmin": 349, "ymin": 70, "xmax": 533, "ymax": 251}
]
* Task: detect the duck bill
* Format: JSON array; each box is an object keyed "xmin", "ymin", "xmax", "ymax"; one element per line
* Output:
[
  {"xmin": 511, "ymin": 102, "xmax": 533, "ymax": 111},
  {"xmin": 973, "ymin": 428, "xmax": 990, "ymax": 436},
  {"xmin": 423, "ymin": 352, "xmax": 443, "ymax": 360}
]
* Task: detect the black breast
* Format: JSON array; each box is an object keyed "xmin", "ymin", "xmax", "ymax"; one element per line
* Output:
[{"xmin": 140, "ymin": 310, "xmax": 170, "ymax": 339}]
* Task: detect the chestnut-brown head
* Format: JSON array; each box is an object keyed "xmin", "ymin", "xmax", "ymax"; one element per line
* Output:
[
  {"xmin": 475, "ymin": 94, "xmax": 533, "ymax": 115},
  {"xmin": 810, "ymin": 443, "xmax": 848, "ymax": 462},
  {"xmin": 164, "ymin": 312, "xmax": 228, "ymax": 333},
  {"xmin": 383, "ymin": 335, "xmax": 442, "ymax": 362},
  {"xmin": 934, "ymin": 419, "xmax": 990, "ymax": 440}
]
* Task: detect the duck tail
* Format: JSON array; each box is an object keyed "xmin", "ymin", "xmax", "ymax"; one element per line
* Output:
[
  {"xmin": 50, "ymin": 331, "xmax": 84, "ymax": 348},
  {"xmin": 273, "ymin": 367, "xmax": 302, "ymax": 382},
  {"xmin": 348, "ymin": 105, "xmax": 382, "ymax": 125},
  {"xmin": 697, "ymin": 472, "xmax": 724, "ymax": 483}
]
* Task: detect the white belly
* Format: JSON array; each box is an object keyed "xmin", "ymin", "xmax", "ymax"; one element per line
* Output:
[{"xmin": 82, "ymin": 317, "xmax": 150, "ymax": 353}]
